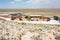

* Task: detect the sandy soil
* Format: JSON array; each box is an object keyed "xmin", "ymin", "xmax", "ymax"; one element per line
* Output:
[
  {"xmin": 0, "ymin": 20, "xmax": 60, "ymax": 40},
  {"xmin": 0, "ymin": 9, "xmax": 60, "ymax": 17}
]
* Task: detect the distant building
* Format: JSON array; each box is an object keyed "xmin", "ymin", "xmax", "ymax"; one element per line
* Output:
[
  {"xmin": 9, "ymin": 13, "xmax": 26, "ymax": 16},
  {"xmin": 9, "ymin": 13, "xmax": 26, "ymax": 20},
  {"xmin": 0, "ymin": 14, "xmax": 50, "ymax": 21},
  {"xmin": 29, "ymin": 15, "xmax": 50, "ymax": 21}
]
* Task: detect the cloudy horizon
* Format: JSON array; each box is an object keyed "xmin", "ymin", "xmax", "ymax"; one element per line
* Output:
[{"xmin": 0, "ymin": 0, "xmax": 60, "ymax": 9}]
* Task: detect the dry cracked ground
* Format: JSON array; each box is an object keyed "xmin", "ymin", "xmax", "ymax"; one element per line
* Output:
[{"xmin": 0, "ymin": 20, "xmax": 60, "ymax": 40}]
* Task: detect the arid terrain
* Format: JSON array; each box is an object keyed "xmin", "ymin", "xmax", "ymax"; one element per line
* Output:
[
  {"xmin": 0, "ymin": 9, "xmax": 60, "ymax": 17},
  {"xmin": 0, "ymin": 20, "xmax": 60, "ymax": 40},
  {"xmin": 0, "ymin": 9, "xmax": 60, "ymax": 40}
]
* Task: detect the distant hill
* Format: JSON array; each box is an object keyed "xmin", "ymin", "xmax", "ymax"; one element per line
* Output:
[
  {"xmin": 0, "ymin": 9, "xmax": 60, "ymax": 12},
  {"xmin": 0, "ymin": 9, "xmax": 60, "ymax": 17}
]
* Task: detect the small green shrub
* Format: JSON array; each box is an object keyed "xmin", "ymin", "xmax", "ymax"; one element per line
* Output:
[
  {"xmin": 19, "ymin": 18, "xmax": 22, "ymax": 21},
  {"xmin": 25, "ymin": 16, "xmax": 28, "ymax": 19},
  {"xmin": 27, "ymin": 16, "xmax": 31, "ymax": 21},
  {"xmin": 11, "ymin": 16, "xmax": 14, "ymax": 20},
  {"xmin": 58, "ymin": 18, "xmax": 60, "ymax": 20},
  {"xmin": 54, "ymin": 16, "xmax": 59, "ymax": 20}
]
